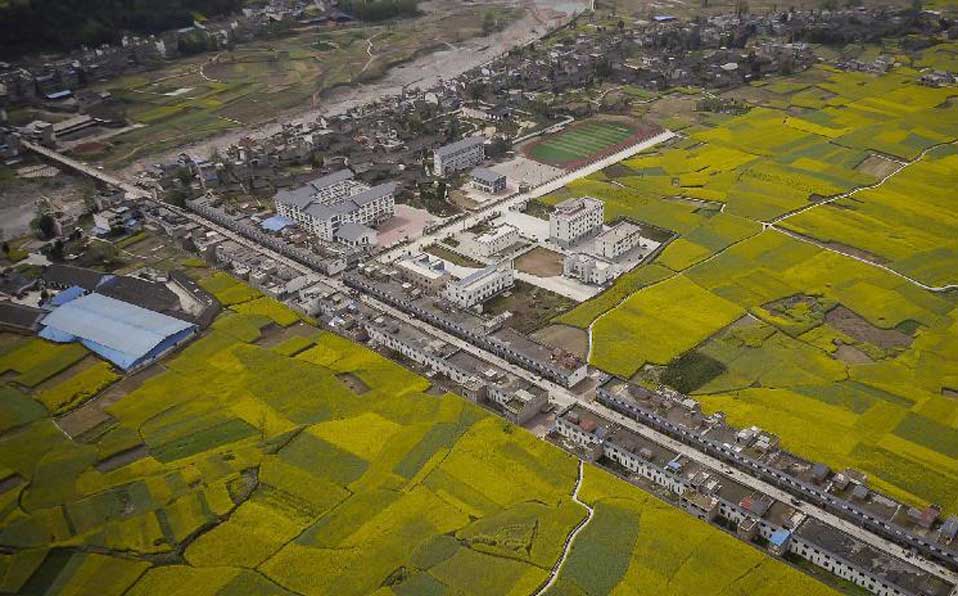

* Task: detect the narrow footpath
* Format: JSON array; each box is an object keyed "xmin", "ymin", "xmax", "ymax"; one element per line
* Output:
[{"xmin": 531, "ymin": 460, "xmax": 594, "ymax": 596}]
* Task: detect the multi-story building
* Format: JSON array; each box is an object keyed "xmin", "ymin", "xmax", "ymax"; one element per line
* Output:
[
  {"xmin": 463, "ymin": 224, "xmax": 520, "ymax": 258},
  {"xmin": 442, "ymin": 262, "xmax": 514, "ymax": 308},
  {"xmin": 394, "ymin": 252, "xmax": 452, "ymax": 292},
  {"xmin": 470, "ymin": 167, "xmax": 507, "ymax": 193},
  {"xmin": 595, "ymin": 221, "xmax": 646, "ymax": 259},
  {"xmin": 434, "ymin": 136, "xmax": 485, "ymax": 176},
  {"xmin": 563, "ymin": 253, "xmax": 619, "ymax": 285},
  {"xmin": 549, "ymin": 196, "xmax": 604, "ymax": 248},
  {"xmin": 274, "ymin": 169, "xmax": 396, "ymax": 242}
]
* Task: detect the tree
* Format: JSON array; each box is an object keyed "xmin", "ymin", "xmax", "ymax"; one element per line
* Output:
[
  {"xmin": 32, "ymin": 214, "xmax": 57, "ymax": 240},
  {"xmin": 50, "ymin": 239, "xmax": 65, "ymax": 261}
]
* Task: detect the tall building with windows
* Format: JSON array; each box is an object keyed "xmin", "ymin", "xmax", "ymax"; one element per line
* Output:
[
  {"xmin": 434, "ymin": 136, "xmax": 485, "ymax": 176},
  {"xmin": 549, "ymin": 196, "xmax": 604, "ymax": 248},
  {"xmin": 274, "ymin": 169, "xmax": 395, "ymax": 242}
]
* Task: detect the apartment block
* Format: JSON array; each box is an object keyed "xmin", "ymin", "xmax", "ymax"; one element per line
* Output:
[
  {"xmin": 549, "ymin": 196, "xmax": 604, "ymax": 248},
  {"xmin": 434, "ymin": 136, "xmax": 485, "ymax": 176}
]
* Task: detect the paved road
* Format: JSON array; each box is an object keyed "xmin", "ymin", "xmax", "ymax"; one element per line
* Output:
[
  {"xmin": 24, "ymin": 139, "xmax": 958, "ymax": 586},
  {"xmin": 377, "ymin": 131, "xmax": 677, "ymax": 264}
]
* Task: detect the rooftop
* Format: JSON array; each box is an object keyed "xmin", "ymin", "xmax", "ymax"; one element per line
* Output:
[
  {"xmin": 597, "ymin": 221, "xmax": 643, "ymax": 244},
  {"xmin": 435, "ymin": 136, "xmax": 485, "ymax": 158},
  {"xmin": 39, "ymin": 293, "xmax": 196, "ymax": 370},
  {"xmin": 471, "ymin": 166, "xmax": 505, "ymax": 184},
  {"xmin": 796, "ymin": 518, "xmax": 954, "ymax": 596},
  {"xmin": 552, "ymin": 196, "xmax": 603, "ymax": 218},
  {"xmin": 396, "ymin": 253, "xmax": 448, "ymax": 281}
]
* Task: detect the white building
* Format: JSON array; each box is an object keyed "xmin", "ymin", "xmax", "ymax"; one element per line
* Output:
[
  {"xmin": 443, "ymin": 262, "xmax": 514, "ymax": 308},
  {"xmin": 470, "ymin": 167, "xmax": 506, "ymax": 194},
  {"xmin": 462, "ymin": 224, "xmax": 520, "ymax": 258},
  {"xmin": 595, "ymin": 221, "xmax": 646, "ymax": 259},
  {"xmin": 274, "ymin": 169, "xmax": 395, "ymax": 242},
  {"xmin": 563, "ymin": 253, "xmax": 619, "ymax": 285},
  {"xmin": 549, "ymin": 196, "xmax": 604, "ymax": 248},
  {"xmin": 394, "ymin": 252, "xmax": 451, "ymax": 292},
  {"xmin": 434, "ymin": 136, "xmax": 485, "ymax": 176}
]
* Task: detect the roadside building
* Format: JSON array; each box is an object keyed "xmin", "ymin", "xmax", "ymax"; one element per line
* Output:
[
  {"xmin": 595, "ymin": 221, "xmax": 645, "ymax": 259},
  {"xmin": 334, "ymin": 222, "xmax": 377, "ymax": 248},
  {"xmin": 548, "ymin": 196, "xmax": 604, "ymax": 248},
  {"xmin": 563, "ymin": 253, "xmax": 619, "ymax": 285},
  {"xmin": 470, "ymin": 167, "xmax": 507, "ymax": 194},
  {"xmin": 462, "ymin": 224, "xmax": 520, "ymax": 258},
  {"xmin": 394, "ymin": 252, "xmax": 451, "ymax": 292},
  {"xmin": 434, "ymin": 136, "xmax": 485, "ymax": 176},
  {"xmin": 443, "ymin": 262, "xmax": 515, "ymax": 309}
]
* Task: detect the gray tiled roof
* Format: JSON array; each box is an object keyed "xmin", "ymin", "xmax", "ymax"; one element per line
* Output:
[
  {"xmin": 435, "ymin": 136, "xmax": 485, "ymax": 158},
  {"xmin": 470, "ymin": 167, "xmax": 503, "ymax": 184}
]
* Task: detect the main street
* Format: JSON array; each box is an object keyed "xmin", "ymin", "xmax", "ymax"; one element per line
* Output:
[{"xmin": 23, "ymin": 139, "xmax": 958, "ymax": 587}]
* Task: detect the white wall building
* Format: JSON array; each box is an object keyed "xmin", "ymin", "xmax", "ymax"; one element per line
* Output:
[
  {"xmin": 549, "ymin": 196, "xmax": 604, "ymax": 248},
  {"xmin": 274, "ymin": 169, "xmax": 396, "ymax": 242},
  {"xmin": 443, "ymin": 262, "xmax": 514, "ymax": 308},
  {"xmin": 595, "ymin": 221, "xmax": 646, "ymax": 259},
  {"xmin": 462, "ymin": 224, "xmax": 520, "ymax": 258},
  {"xmin": 395, "ymin": 252, "xmax": 451, "ymax": 292},
  {"xmin": 563, "ymin": 253, "xmax": 619, "ymax": 285},
  {"xmin": 434, "ymin": 136, "xmax": 485, "ymax": 176}
]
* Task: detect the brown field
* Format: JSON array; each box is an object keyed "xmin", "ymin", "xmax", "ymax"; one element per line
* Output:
[
  {"xmin": 516, "ymin": 246, "xmax": 564, "ymax": 277},
  {"xmin": 531, "ymin": 324, "xmax": 589, "ymax": 359}
]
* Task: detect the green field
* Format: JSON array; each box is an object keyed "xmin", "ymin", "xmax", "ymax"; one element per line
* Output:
[
  {"xmin": 527, "ymin": 119, "xmax": 640, "ymax": 167},
  {"xmin": 555, "ymin": 44, "xmax": 958, "ymax": 515},
  {"xmin": 0, "ymin": 271, "xmax": 839, "ymax": 594}
]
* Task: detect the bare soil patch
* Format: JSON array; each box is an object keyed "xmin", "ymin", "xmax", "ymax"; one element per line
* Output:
[
  {"xmin": 59, "ymin": 364, "xmax": 165, "ymax": 439},
  {"xmin": 256, "ymin": 322, "xmax": 315, "ymax": 349},
  {"xmin": 856, "ymin": 154, "xmax": 901, "ymax": 178},
  {"xmin": 531, "ymin": 324, "xmax": 588, "ymax": 360},
  {"xmin": 337, "ymin": 372, "xmax": 370, "ymax": 395},
  {"xmin": 826, "ymin": 306, "xmax": 914, "ymax": 349},
  {"xmin": 516, "ymin": 247, "xmax": 564, "ymax": 277},
  {"xmin": 95, "ymin": 444, "xmax": 150, "ymax": 473},
  {"xmin": 832, "ymin": 343, "xmax": 873, "ymax": 364}
]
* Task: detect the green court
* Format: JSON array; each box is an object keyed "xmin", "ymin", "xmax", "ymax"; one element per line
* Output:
[{"xmin": 528, "ymin": 120, "xmax": 639, "ymax": 167}]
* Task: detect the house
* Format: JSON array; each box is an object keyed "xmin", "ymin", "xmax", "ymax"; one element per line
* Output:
[
  {"xmin": 470, "ymin": 167, "xmax": 507, "ymax": 194},
  {"xmin": 549, "ymin": 196, "xmax": 604, "ymax": 248},
  {"xmin": 462, "ymin": 224, "xmax": 520, "ymax": 258},
  {"xmin": 434, "ymin": 136, "xmax": 485, "ymax": 176},
  {"xmin": 394, "ymin": 252, "xmax": 451, "ymax": 292},
  {"xmin": 563, "ymin": 253, "xmax": 619, "ymax": 285},
  {"xmin": 442, "ymin": 262, "xmax": 514, "ymax": 309},
  {"xmin": 595, "ymin": 221, "xmax": 645, "ymax": 259}
]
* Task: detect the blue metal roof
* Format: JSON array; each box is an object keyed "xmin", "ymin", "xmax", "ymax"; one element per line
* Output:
[
  {"xmin": 47, "ymin": 285, "xmax": 86, "ymax": 307},
  {"xmin": 261, "ymin": 215, "xmax": 293, "ymax": 232},
  {"xmin": 770, "ymin": 529, "xmax": 792, "ymax": 547},
  {"xmin": 39, "ymin": 293, "xmax": 196, "ymax": 369}
]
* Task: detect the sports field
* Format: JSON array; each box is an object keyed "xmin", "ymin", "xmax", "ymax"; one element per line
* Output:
[
  {"xmin": 553, "ymin": 43, "xmax": 958, "ymax": 516},
  {"xmin": 525, "ymin": 119, "xmax": 647, "ymax": 169},
  {"xmin": 0, "ymin": 270, "xmax": 838, "ymax": 595}
]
